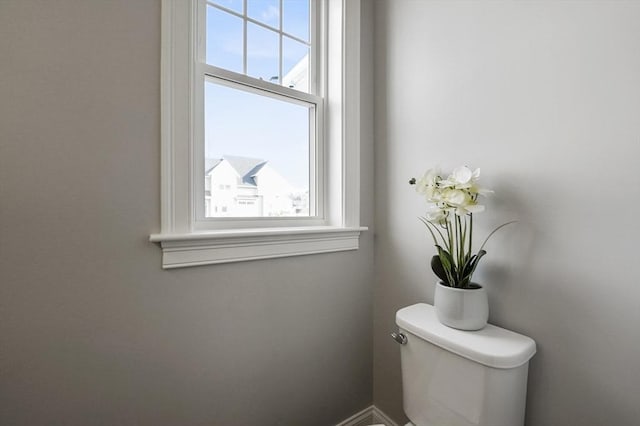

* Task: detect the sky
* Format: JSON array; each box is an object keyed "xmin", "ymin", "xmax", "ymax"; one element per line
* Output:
[{"xmin": 204, "ymin": 0, "xmax": 311, "ymax": 190}]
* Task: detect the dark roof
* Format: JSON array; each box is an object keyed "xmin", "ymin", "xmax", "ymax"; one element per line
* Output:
[{"xmin": 206, "ymin": 155, "xmax": 267, "ymax": 186}]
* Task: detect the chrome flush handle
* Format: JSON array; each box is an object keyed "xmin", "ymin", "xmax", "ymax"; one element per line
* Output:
[{"xmin": 391, "ymin": 332, "xmax": 407, "ymax": 345}]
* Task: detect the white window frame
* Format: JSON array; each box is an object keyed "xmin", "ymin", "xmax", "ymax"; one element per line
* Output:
[{"xmin": 150, "ymin": 0, "xmax": 365, "ymax": 268}]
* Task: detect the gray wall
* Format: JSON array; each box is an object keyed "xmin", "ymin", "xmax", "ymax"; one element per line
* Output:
[
  {"xmin": 373, "ymin": 1, "xmax": 640, "ymax": 425},
  {"xmin": 0, "ymin": 1, "xmax": 375, "ymax": 425},
  {"xmin": 5, "ymin": 0, "xmax": 639, "ymax": 425}
]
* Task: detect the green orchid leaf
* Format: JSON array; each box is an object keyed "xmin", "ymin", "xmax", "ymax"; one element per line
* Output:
[
  {"xmin": 465, "ymin": 249, "xmax": 487, "ymax": 283},
  {"xmin": 473, "ymin": 249, "xmax": 487, "ymax": 266},
  {"xmin": 435, "ymin": 245, "xmax": 456, "ymax": 286},
  {"xmin": 431, "ymin": 255, "xmax": 449, "ymax": 284},
  {"xmin": 435, "ymin": 246, "xmax": 452, "ymax": 269},
  {"xmin": 461, "ymin": 254, "xmax": 477, "ymax": 277},
  {"xmin": 457, "ymin": 249, "xmax": 488, "ymax": 287}
]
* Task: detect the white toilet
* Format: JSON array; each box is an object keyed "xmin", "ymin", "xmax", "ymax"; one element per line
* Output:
[{"xmin": 393, "ymin": 303, "xmax": 536, "ymax": 426}]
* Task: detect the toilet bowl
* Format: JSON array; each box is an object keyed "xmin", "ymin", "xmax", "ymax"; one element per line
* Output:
[{"xmin": 394, "ymin": 303, "xmax": 536, "ymax": 426}]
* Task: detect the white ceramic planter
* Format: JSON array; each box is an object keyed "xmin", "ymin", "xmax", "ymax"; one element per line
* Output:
[{"xmin": 434, "ymin": 281, "xmax": 489, "ymax": 331}]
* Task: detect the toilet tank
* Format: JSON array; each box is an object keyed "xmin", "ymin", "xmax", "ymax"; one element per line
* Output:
[{"xmin": 396, "ymin": 304, "xmax": 536, "ymax": 426}]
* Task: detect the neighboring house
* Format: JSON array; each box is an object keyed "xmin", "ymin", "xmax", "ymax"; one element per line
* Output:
[
  {"xmin": 203, "ymin": 55, "xmax": 311, "ymax": 218},
  {"xmin": 282, "ymin": 54, "xmax": 309, "ymax": 92},
  {"xmin": 205, "ymin": 155, "xmax": 308, "ymax": 217}
]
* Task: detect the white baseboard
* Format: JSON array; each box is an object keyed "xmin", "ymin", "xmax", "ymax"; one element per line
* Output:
[
  {"xmin": 335, "ymin": 405, "xmax": 399, "ymax": 426},
  {"xmin": 372, "ymin": 406, "xmax": 399, "ymax": 426},
  {"xmin": 335, "ymin": 406, "xmax": 372, "ymax": 426}
]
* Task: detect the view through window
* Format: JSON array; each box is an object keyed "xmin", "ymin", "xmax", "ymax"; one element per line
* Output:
[{"xmin": 204, "ymin": 0, "xmax": 314, "ymax": 218}]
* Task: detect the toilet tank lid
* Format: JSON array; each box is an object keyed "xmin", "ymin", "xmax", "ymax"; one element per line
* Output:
[{"xmin": 396, "ymin": 303, "xmax": 536, "ymax": 369}]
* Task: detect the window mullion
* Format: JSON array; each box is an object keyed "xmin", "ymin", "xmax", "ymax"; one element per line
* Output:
[
  {"xmin": 278, "ymin": 0, "xmax": 283, "ymax": 85},
  {"xmin": 205, "ymin": 1, "xmax": 242, "ymax": 17},
  {"xmin": 242, "ymin": 0, "xmax": 247, "ymax": 74},
  {"xmin": 207, "ymin": 1, "xmax": 309, "ymax": 45}
]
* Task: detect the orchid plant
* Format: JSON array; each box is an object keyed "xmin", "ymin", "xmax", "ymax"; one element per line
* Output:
[{"xmin": 409, "ymin": 166, "xmax": 513, "ymax": 289}]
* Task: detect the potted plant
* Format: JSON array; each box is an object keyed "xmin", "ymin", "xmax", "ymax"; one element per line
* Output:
[{"xmin": 409, "ymin": 166, "xmax": 513, "ymax": 330}]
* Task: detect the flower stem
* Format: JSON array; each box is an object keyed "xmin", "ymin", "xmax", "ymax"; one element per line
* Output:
[
  {"xmin": 468, "ymin": 214, "xmax": 473, "ymax": 258},
  {"xmin": 418, "ymin": 217, "xmax": 440, "ymax": 247}
]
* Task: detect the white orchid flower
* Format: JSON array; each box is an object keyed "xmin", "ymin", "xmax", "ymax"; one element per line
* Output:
[
  {"xmin": 441, "ymin": 188, "xmax": 470, "ymax": 207},
  {"xmin": 450, "ymin": 166, "xmax": 481, "ymax": 189},
  {"xmin": 452, "ymin": 166, "xmax": 473, "ymax": 184},
  {"xmin": 455, "ymin": 203, "xmax": 485, "ymax": 216},
  {"xmin": 471, "ymin": 184, "xmax": 493, "ymax": 196},
  {"xmin": 425, "ymin": 205, "xmax": 447, "ymax": 224},
  {"xmin": 414, "ymin": 168, "xmax": 442, "ymax": 201}
]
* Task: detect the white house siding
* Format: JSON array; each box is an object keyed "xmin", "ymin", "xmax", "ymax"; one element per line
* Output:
[
  {"xmin": 205, "ymin": 160, "xmax": 239, "ymax": 217},
  {"xmin": 255, "ymin": 165, "xmax": 302, "ymax": 217},
  {"xmin": 205, "ymin": 158, "xmax": 307, "ymax": 217}
]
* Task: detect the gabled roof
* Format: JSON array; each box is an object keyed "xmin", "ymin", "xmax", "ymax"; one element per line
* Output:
[
  {"xmin": 206, "ymin": 155, "xmax": 267, "ymax": 186},
  {"xmin": 205, "ymin": 158, "xmax": 222, "ymax": 174}
]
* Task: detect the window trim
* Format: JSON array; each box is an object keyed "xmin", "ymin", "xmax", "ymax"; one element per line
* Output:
[{"xmin": 151, "ymin": 0, "xmax": 365, "ymax": 268}]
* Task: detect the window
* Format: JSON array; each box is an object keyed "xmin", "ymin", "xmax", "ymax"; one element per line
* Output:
[
  {"xmin": 151, "ymin": 0, "xmax": 365, "ymax": 268},
  {"xmin": 199, "ymin": 0, "xmax": 319, "ymax": 224},
  {"xmin": 204, "ymin": 0, "xmax": 316, "ymax": 219}
]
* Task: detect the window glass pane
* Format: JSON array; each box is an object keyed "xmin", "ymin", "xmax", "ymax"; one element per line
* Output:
[
  {"xmin": 205, "ymin": 78, "xmax": 311, "ymax": 218},
  {"xmin": 282, "ymin": 36, "xmax": 309, "ymax": 92},
  {"xmin": 210, "ymin": 0, "xmax": 243, "ymax": 14},
  {"xmin": 247, "ymin": 23, "xmax": 279, "ymax": 82},
  {"xmin": 206, "ymin": 6, "xmax": 243, "ymax": 73},
  {"xmin": 247, "ymin": 0, "xmax": 280, "ymax": 29},
  {"xmin": 283, "ymin": 0, "xmax": 309, "ymax": 42}
]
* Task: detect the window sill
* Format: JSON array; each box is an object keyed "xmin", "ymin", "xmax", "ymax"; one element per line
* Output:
[{"xmin": 149, "ymin": 226, "xmax": 368, "ymax": 269}]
